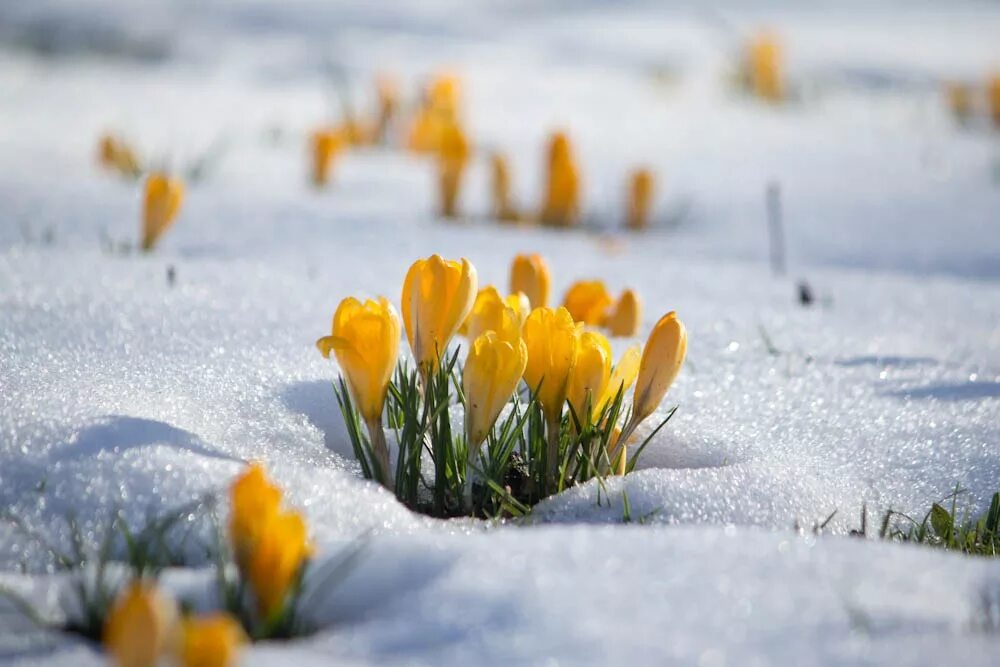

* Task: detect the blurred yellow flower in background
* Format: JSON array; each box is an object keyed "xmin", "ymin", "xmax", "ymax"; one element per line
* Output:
[
  {"xmin": 437, "ymin": 120, "xmax": 471, "ymax": 218},
  {"xmin": 540, "ymin": 131, "xmax": 580, "ymax": 227},
  {"xmin": 626, "ymin": 168, "xmax": 654, "ymax": 231},
  {"xmin": 509, "ymin": 253, "xmax": 551, "ymax": 309},
  {"xmin": 605, "ymin": 289, "xmax": 642, "ymax": 337},
  {"xmin": 310, "ymin": 128, "xmax": 345, "ymax": 186},
  {"xmin": 562, "ymin": 279, "xmax": 613, "ymax": 326},
  {"xmin": 491, "ymin": 153, "xmax": 519, "ymax": 222},
  {"xmin": 141, "ymin": 173, "xmax": 184, "ymax": 252}
]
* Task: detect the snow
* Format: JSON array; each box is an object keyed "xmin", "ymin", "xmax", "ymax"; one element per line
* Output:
[{"xmin": 1, "ymin": 0, "xmax": 1000, "ymax": 664}]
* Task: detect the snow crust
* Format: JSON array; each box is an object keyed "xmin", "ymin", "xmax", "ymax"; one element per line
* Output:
[{"xmin": 1, "ymin": 0, "xmax": 999, "ymax": 664}]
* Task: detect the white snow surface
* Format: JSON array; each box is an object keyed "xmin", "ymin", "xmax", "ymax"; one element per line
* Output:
[{"xmin": 1, "ymin": 0, "xmax": 1000, "ymax": 664}]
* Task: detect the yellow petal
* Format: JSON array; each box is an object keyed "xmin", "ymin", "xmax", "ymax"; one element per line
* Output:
[
  {"xmin": 509, "ymin": 253, "xmax": 551, "ymax": 309},
  {"xmin": 180, "ymin": 613, "xmax": 246, "ymax": 667},
  {"xmin": 103, "ymin": 582, "xmax": 179, "ymax": 667},
  {"xmin": 522, "ymin": 306, "xmax": 580, "ymax": 423}
]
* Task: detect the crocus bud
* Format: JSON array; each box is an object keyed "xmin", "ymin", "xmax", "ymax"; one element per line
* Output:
[
  {"xmin": 605, "ymin": 289, "xmax": 642, "ymax": 337},
  {"xmin": 317, "ymin": 297, "xmax": 401, "ymax": 426},
  {"xmin": 401, "ymin": 255, "xmax": 478, "ymax": 372},
  {"xmin": 179, "ymin": 613, "xmax": 246, "ymax": 667},
  {"xmin": 990, "ymin": 74, "xmax": 1000, "ymax": 128},
  {"xmin": 98, "ymin": 133, "xmax": 141, "ymax": 178},
  {"xmin": 598, "ymin": 343, "xmax": 641, "ymax": 414},
  {"xmin": 540, "ymin": 131, "xmax": 580, "ymax": 227},
  {"xmin": 522, "ymin": 306, "xmax": 580, "ymax": 425},
  {"xmin": 626, "ymin": 168, "xmax": 655, "ymax": 231},
  {"xmin": 629, "ymin": 311, "xmax": 687, "ymax": 428},
  {"xmin": 463, "ymin": 320, "xmax": 528, "ymax": 451},
  {"xmin": 141, "ymin": 173, "xmax": 184, "ymax": 252},
  {"xmin": 229, "ymin": 463, "xmax": 282, "ymax": 571},
  {"xmin": 565, "ymin": 331, "xmax": 612, "ymax": 424},
  {"xmin": 510, "ymin": 253, "xmax": 551, "ymax": 309},
  {"xmin": 437, "ymin": 120, "xmax": 471, "ymax": 218},
  {"xmin": 428, "ymin": 74, "xmax": 460, "ymax": 116},
  {"xmin": 748, "ymin": 33, "xmax": 783, "ymax": 102},
  {"xmin": 491, "ymin": 153, "xmax": 519, "ymax": 222},
  {"xmin": 463, "ymin": 286, "xmax": 527, "ymax": 342},
  {"xmin": 310, "ymin": 128, "xmax": 344, "ymax": 186},
  {"xmin": 246, "ymin": 509, "xmax": 312, "ymax": 620},
  {"xmin": 103, "ymin": 582, "xmax": 179, "ymax": 667},
  {"xmin": 562, "ymin": 280, "xmax": 613, "ymax": 326}
]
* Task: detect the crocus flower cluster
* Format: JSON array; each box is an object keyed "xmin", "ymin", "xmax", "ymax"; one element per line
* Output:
[
  {"xmin": 317, "ymin": 251, "xmax": 686, "ymax": 515},
  {"xmin": 561, "ymin": 279, "xmax": 643, "ymax": 337}
]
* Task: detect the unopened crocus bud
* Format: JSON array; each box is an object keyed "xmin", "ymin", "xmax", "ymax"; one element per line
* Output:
[
  {"xmin": 598, "ymin": 344, "xmax": 641, "ymax": 414},
  {"xmin": 748, "ymin": 33, "xmax": 783, "ymax": 102},
  {"xmin": 437, "ymin": 120, "xmax": 471, "ymax": 218},
  {"xmin": 522, "ymin": 306, "xmax": 580, "ymax": 425},
  {"xmin": 98, "ymin": 133, "xmax": 141, "ymax": 178},
  {"xmin": 179, "ymin": 613, "xmax": 246, "ymax": 667},
  {"xmin": 229, "ymin": 463, "xmax": 282, "ymax": 571},
  {"xmin": 491, "ymin": 153, "xmax": 519, "ymax": 222},
  {"xmin": 626, "ymin": 168, "xmax": 655, "ymax": 231},
  {"xmin": 246, "ymin": 509, "xmax": 312, "ymax": 620},
  {"xmin": 463, "ymin": 318, "xmax": 528, "ymax": 451},
  {"xmin": 540, "ymin": 131, "xmax": 580, "ymax": 227},
  {"xmin": 624, "ymin": 311, "xmax": 687, "ymax": 437},
  {"xmin": 510, "ymin": 253, "xmax": 551, "ymax": 309},
  {"xmin": 103, "ymin": 582, "xmax": 179, "ymax": 667},
  {"xmin": 562, "ymin": 279, "xmax": 613, "ymax": 326},
  {"xmin": 141, "ymin": 173, "xmax": 184, "ymax": 252},
  {"xmin": 463, "ymin": 286, "xmax": 527, "ymax": 342},
  {"xmin": 428, "ymin": 74, "xmax": 461, "ymax": 116},
  {"xmin": 605, "ymin": 289, "xmax": 642, "ymax": 337},
  {"xmin": 310, "ymin": 128, "xmax": 344, "ymax": 186},
  {"xmin": 401, "ymin": 255, "xmax": 478, "ymax": 372},
  {"xmin": 565, "ymin": 331, "xmax": 612, "ymax": 425},
  {"xmin": 989, "ymin": 74, "xmax": 1000, "ymax": 128}
]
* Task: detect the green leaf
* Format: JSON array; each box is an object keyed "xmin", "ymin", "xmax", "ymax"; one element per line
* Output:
[{"xmin": 930, "ymin": 503, "xmax": 953, "ymax": 540}]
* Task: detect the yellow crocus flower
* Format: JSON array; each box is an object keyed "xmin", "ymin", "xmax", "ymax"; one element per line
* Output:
[
  {"xmin": 626, "ymin": 168, "xmax": 654, "ymax": 231},
  {"xmin": 229, "ymin": 463, "xmax": 282, "ymax": 570},
  {"xmin": 428, "ymin": 74, "xmax": 461, "ymax": 116},
  {"xmin": 605, "ymin": 289, "xmax": 643, "ymax": 337},
  {"xmin": 540, "ymin": 131, "xmax": 580, "ymax": 227},
  {"xmin": 103, "ymin": 582, "xmax": 179, "ymax": 667},
  {"xmin": 141, "ymin": 173, "xmax": 184, "ymax": 252},
  {"xmin": 990, "ymin": 74, "xmax": 1000, "ymax": 128},
  {"xmin": 621, "ymin": 311, "xmax": 687, "ymax": 443},
  {"xmin": 310, "ymin": 128, "xmax": 344, "ymax": 186},
  {"xmin": 437, "ymin": 120, "xmax": 471, "ymax": 218},
  {"xmin": 509, "ymin": 253, "xmax": 551, "ymax": 309},
  {"xmin": 491, "ymin": 153, "xmax": 519, "ymax": 222},
  {"xmin": 562, "ymin": 279, "xmax": 613, "ymax": 326},
  {"xmin": 463, "ymin": 286, "xmax": 528, "ymax": 342},
  {"xmin": 463, "ymin": 320, "xmax": 528, "ymax": 451},
  {"xmin": 401, "ymin": 255, "xmax": 478, "ymax": 373},
  {"xmin": 747, "ymin": 32, "xmax": 783, "ymax": 102},
  {"xmin": 316, "ymin": 297, "xmax": 400, "ymax": 425},
  {"xmin": 522, "ymin": 306, "xmax": 580, "ymax": 424},
  {"xmin": 246, "ymin": 509, "xmax": 313, "ymax": 620},
  {"xmin": 98, "ymin": 133, "xmax": 141, "ymax": 178},
  {"xmin": 565, "ymin": 331, "xmax": 612, "ymax": 425},
  {"xmin": 179, "ymin": 613, "xmax": 246, "ymax": 667}
]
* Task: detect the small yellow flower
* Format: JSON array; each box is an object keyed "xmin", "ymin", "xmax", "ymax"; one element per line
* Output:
[
  {"xmin": 310, "ymin": 128, "xmax": 345, "ymax": 186},
  {"xmin": 246, "ymin": 509, "xmax": 313, "ymax": 619},
  {"xmin": 747, "ymin": 32, "xmax": 783, "ymax": 102},
  {"xmin": 462, "ymin": 286, "xmax": 528, "ymax": 342},
  {"xmin": 990, "ymin": 74, "xmax": 1000, "ymax": 128},
  {"xmin": 605, "ymin": 289, "xmax": 643, "ymax": 337},
  {"xmin": 98, "ymin": 133, "xmax": 141, "ymax": 177},
  {"xmin": 437, "ymin": 120, "xmax": 471, "ymax": 218},
  {"xmin": 628, "ymin": 311, "xmax": 687, "ymax": 429},
  {"xmin": 522, "ymin": 306, "xmax": 580, "ymax": 424},
  {"xmin": 401, "ymin": 255, "xmax": 478, "ymax": 372},
  {"xmin": 316, "ymin": 297, "xmax": 401, "ymax": 424},
  {"xmin": 540, "ymin": 131, "xmax": 580, "ymax": 227},
  {"xmin": 562, "ymin": 280, "xmax": 613, "ymax": 326},
  {"xmin": 463, "ymin": 319, "xmax": 528, "ymax": 450},
  {"xmin": 428, "ymin": 74, "xmax": 461, "ymax": 116},
  {"xmin": 491, "ymin": 153, "xmax": 519, "ymax": 222},
  {"xmin": 180, "ymin": 613, "xmax": 246, "ymax": 667},
  {"xmin": 509, "ymin": 253, "xmax": 551, "ymax": 309},
  {"xmin": 229, "ymin": 463, "xmax": 282, "ymax": 570},
  {"xmin": 103, "ymin": 582, "xmax": 179, "ymax": 667},
  {"xmin": 565, "ymin": 331, "xmax": 612, "ymax": 424},
  {"xmin": 141, "ymin": 173, "xmax": 184, "ymax": 252},
  {"xmin": 598, "ymin": 343, "xmax": 641, "ymax": 413},
  {"xmin": 626, "ymin": 168, "xmax": 654, "ymax": 231}
]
